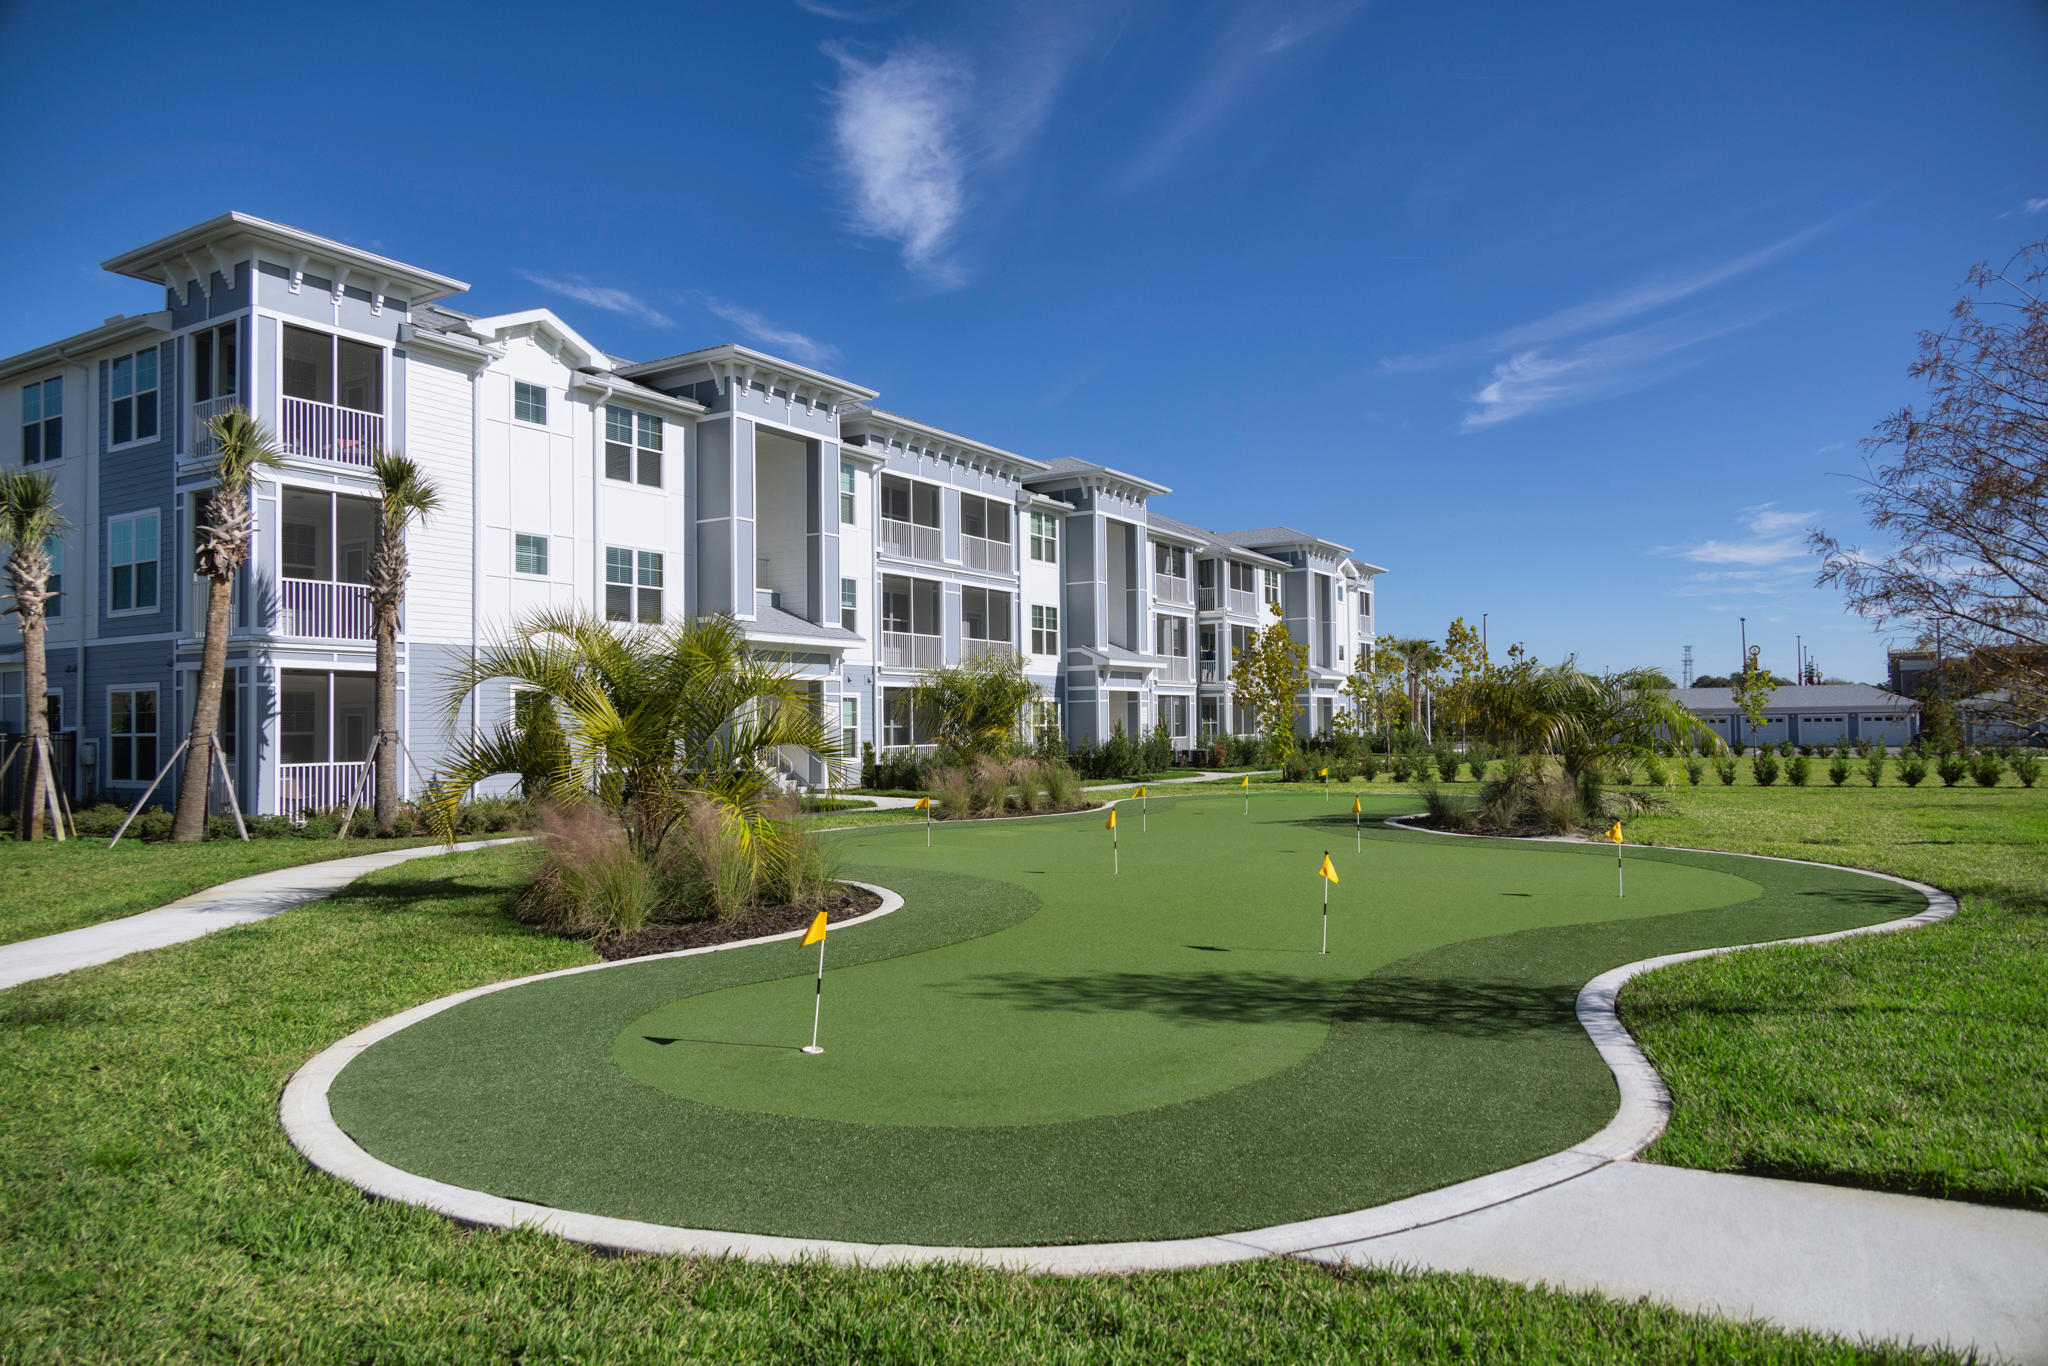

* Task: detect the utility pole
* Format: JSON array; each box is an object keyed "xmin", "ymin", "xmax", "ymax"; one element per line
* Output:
[
  {"xmin": 1481, "ymin": 613, "xmax": 1488, "ymax": 657},
  {"xmin": 1740, "ymin": 617, "xmax": 1747, "ymax": 674},
  {"xmin": 1796, "ymin": 634, "xmax": 1803, "ymax": 686}
]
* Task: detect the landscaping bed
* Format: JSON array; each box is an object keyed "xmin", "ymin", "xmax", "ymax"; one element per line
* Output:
[{"xmin": 591, "ymin": 882, "xmax": 883, "ymax": 960}]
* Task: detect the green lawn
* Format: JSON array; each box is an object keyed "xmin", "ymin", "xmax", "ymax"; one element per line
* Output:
[
  {"xmin": 0, "ymin": 840, "xmax": 1945, "ymax": 1362},
  {"xmin": 1611, "ymin": 783, "xmax": 2048, "ymax": 1210},
  {"xmin": 0, "ymin": 835, "xmax": 440, "ymax": 947},
  {"xmin": 329, "ymin": 792, "xmax": 1915, "ymax": 1246}
]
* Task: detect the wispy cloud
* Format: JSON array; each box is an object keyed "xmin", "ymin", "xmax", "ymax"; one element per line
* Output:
[
  {"xmin": 1991, "ymin": 195, "xmax": 2047, "ymax": 221},
  {"xmin": 825, "ymin": 42, "xmax": 969, "ymax": 286},
  {"xmin": 516, "ymin": 271, "xmax": 675, "ymax": 329},
  {"xmin": 1120, "ymin": 0, "xmax": 1369, "ymax": 187},
  {"xmin": 697, "ymin": 295, "xmax": 839, "ymax": 368},
  {"xmin": 1459, "ymin": 314, "xmax": 1758, "ymax": 430},
  {"xmin": 795, "ymin": 0, "xmax": 907, "ymax": 19},
  {"xmin": 1667, "ymin": 503, "xmax": 1820, "ymax": 569}
]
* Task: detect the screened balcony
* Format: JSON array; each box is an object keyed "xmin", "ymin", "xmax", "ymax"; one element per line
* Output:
[
  {"xmin": 961, "ymin": 584, "xmax": 1014, "ymax": 661},
  {"xmin": 1155, "ymin": 614, "xmax": 1191, "ymax": 682},
  {"xmin": 277, "ymin": 670, "xmax": 375, "ymax": 818},
  {"xmin": 279, "ymin": 324, "xmax": 384, "ymax": 466},
  {"xmin": 879, "ymin": 475, "xmax": 942, "ymax": 562},
  {"xmin": 881, "ymin": 575, "xmax": 942, "ymax": 669},
  {"xmin": 1153, "ymin": 542, "xmax": 1190, "ymax": 605},
  {"xmin": 960, "ymin": 494, "xmax": 1012, "ymax": 574},
  {"xmin": 276, "ymin": 489, "xmax": 375, "ymax": 641}
]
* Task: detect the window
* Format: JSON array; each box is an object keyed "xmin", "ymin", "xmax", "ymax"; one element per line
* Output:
[
  {"xmin": 1030, "ymin": 698, "xmax": 1059, "ymax": 743},
  {"xmin": 514, "ymin": 533, "xmax": 549, "ymax": 576},
  {"xmin": 1030, "ymin": 511, "xmax": 1058, "ymax": 563},
  {"xmin": 1032, "ymin": 604, "xmax": 1059, "ymax": 656},
  {"xmin": 605, "ymin": 547, "xmax": 663, "ymax": 623},
  {"xmin": 43, "ymin": 537, "xmax": 60, "ymax": 618},
  {"xmin": 883, "ymin": 686, "xmax": 917, "ymax": 749},
  {"xmin": 20, "ymin": 378, "xmax": 60, "ymax": 464},
  {"xmin": 961, "ymin": 586, "xmax": 1012, "ymax": 647},
  {"xmin": 604, "ymin": 405, "xmax": 662, "ymax": 486},
  {"xmin": 108, "ymin": 511, "xmax": 159, "ymax": 613},
  {"xmin": 840, "ymin": 462, "xmax": 856, "ymax": 524},
  {"xmin": 1262, "ymin": 568, "xmax": 1281, "ymax": 605},
  {"xmin": 515, "ymin": 381, "xmax": 548, "ymax": 426},
  {"xmin": 110, "ymin": 349, "xmax": 159, "ymax": 445},
  {"xmin": 1153, "ymin": 543, "xmax": 1187, "ymax": 578},
  {"xmin": 43, "ymin": 693, "xmax": 61, "ymax": 732},
  {"xmin": 1358, "ymin": 590, "xmax": 1372, "ymax": 621},
  {"xmin": 193, "ymin": 322, "xmax": 239, "ymax": 402},
  {"xmin": 840, "ymin": 697, "xmax": 858, "ymax": 757},
  {"xmin": 108, "ymin": 688, "xmax": 158, "ymax": 783},
  {"xmin": 282, "ymin": 326, "xmax": 383, "ymax": 413},
  {"xmin": 1229, "ymin": 562, "xmax": 1255, "ymax": 594},
  {"xmin": 841, "ymin": 577, "xmax": 857, "ymax": 632},
  {"xmin": 218, "ymin": 669, "xmax": 238, "ymax": 763}
]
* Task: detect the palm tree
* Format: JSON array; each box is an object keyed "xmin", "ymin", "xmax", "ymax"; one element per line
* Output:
[
  {"xmin": 0, "ymin": 472, "xmax": 68, "ymax": 840},
  {"xmin": 896, "ymin": 651, "xmax": 1042, "ymax": 764},
  {"xmin": 367, "ymin": 452, "xmax": 439, "ymax": 835},
  {"xmin": 1389, "ymin": 637, "xmax": 1446, "ymax": 736},
  {"xmin": 171, "ymin": 408, "xmax": 282, "ymax": 842},
  {"xmin": 424, "ymin": 609, "xmax": 841, "ymax": 886},
  {"xmin": 1470, "ymin": 659, "xmax": 1716, "ymax": 780}
]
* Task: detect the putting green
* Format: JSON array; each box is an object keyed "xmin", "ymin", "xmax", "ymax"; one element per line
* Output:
[{"xmin": 327, "ymin": 793, "xmax": 1923, "ymax": 1245}]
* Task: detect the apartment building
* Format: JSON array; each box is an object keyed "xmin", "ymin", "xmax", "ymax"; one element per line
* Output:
[{"xmin": 0, "ymin": 214, "xmax": 1388, "ymax": 815}]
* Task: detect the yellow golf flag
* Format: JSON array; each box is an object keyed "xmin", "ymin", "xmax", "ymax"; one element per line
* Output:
[
  {"xmin": 1319, "ymin": 767, "xmax": 1329, "ymax": 778},
  {"xmin": 1351, "ymin": 797, "xmax": 1361, "ymax": 815},
  {"xmin": 1606, "ymin": 821, "xmax": 1624, "ymax": 844},
  {"xmin": 1319, "ymin": 853, "xmax": 1339, "ymax": 884},
  {"xmin": 1241, "ymin": 775, "xmax": 1250, "ymax": 788},
  {"xmin": 1106, "ymin": 809, "xmax": 1117, "ymax": 830},
  {"xmin": 800, "ymin": 911, "xmax": 829, "ymax": 947},
  {"xmin": 914, "ymin": 796, "xmax": 931, "ymax": 811},
  {"xmin": 1135, "ymin": 785, "xmax": 1146, "ymax": 798}
]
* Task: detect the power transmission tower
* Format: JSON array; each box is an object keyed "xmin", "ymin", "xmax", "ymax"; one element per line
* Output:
[{"xmin": 1682, "ymin": 644, "xmax": 1694, "ymax": 687}]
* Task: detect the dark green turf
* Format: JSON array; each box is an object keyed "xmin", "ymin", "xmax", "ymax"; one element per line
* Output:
[{"xmin": 328, "ymin": 794, "xmax": 1923, "ymax": 1245}]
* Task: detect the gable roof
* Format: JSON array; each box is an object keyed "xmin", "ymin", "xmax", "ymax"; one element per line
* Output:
[
  {"xmin": 101, "ymin": 211, "xmax": 468, "ymax": 304},
  {"xmin": 1668, "ymin": 684, "xmax": 1916, "ymax": 712}
]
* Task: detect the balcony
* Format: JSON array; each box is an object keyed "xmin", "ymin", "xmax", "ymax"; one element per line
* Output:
[
  {"xmin": 880, "ymin": 517, "xmax": 942, "ymax": 562},
  {"xmin": 280, "ymin": 396, "xmax": 382, "ymax": 467},
  {"xmin": 961, "ymin": 534, "xmax": 1012, "ymax": 574},
  {"xmin": 278, "ymin": 760, "xmax": 371, "ymax": 819},
  {"xmin": 881, "ymin": 631, "xmax": 943, "ymax": 669},
  {"xmin": 1162, "ymin": 654, "xmax": 1192, "ymax": 683},
  {"xmin": 1200, "ymin": 661, "xmax": 1221, "ymax": 683},
  {"xmin": 190, "ymin": 395, "xmax": 238, "ymax": 460},
  {"xmin": 1227, "ymin": 588, "xmax": 1257, "ymax": 616},
  {"xmin": 1154, "ymin": 573, "xmax": 1190, "ymax": 605},
  {"xmin": 1198, "ymin": 586, "xmax": 1218, "ymax": 611},
  {"xmin": 279, "ymin": 578, "xmax": 373, "ymax": 640},
  {"xmin": 962, "ymin": 637, "xmax": 1014, "ymax": 662}
]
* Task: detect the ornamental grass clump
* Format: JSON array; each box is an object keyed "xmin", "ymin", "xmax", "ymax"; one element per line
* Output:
[{"xmin": 1417, "ymin": 779, "xmax": 1474, "ymax": 831}]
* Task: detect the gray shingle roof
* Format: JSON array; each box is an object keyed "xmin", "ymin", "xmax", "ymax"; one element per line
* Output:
[
  {"xmin": 1214, "ymin": 526, "xmax": 1355, "ymax": 555},
  {"xmin": 1668, "ymin": 684, "xmax": 1915, "ymax": 712},
  {"xmin": 1143, "ymin": 511, "xmax": 1291, "ymax": 566},
  {"xmin": 746, "ymin": 605, "xmax": 860, "ymax": 645}
]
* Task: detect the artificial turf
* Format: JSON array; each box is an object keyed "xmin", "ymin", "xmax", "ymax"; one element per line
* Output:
[{"xmin": 327, "ymin": 792, "xmax": 1924, "ymax": 1246}]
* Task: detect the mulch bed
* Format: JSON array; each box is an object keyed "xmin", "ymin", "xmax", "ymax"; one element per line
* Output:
[
  {"xmin": 928, "ymin": 800, "xmax": 1101, "ymax": 822},
  {"xmin": 593, "ymin": 883, "xmax": 883, "ymax": 961}
]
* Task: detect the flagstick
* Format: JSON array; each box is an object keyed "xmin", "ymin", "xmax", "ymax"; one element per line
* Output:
[
  {"xmin": 1113, "ymin": 821, "xmax": 1119, "ymax": 875},
  {"xmin": 1321, "ymin": 850, "xmax": 1330, "ymax": 955},
  {"xmin": 1618, "ymin": 843, "xmax": 1624, "ymax": 899},
  {"xmin": 803, "ymin": 937, "xmax": 826, "ymax": 1054},
  {"xmin": 925, "ymin": 802, "xmax": 931, "ymax": 847},
  {"xmin": 1141, "ymin": 788, "xmax": 1147, "ymax": 833},
  {"xmin": 1355, "ymin": 805, "xmax": 1362, "ymax": 853}
]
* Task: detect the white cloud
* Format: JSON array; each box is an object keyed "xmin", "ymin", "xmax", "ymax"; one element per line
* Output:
[
  {"xmin": 795, "ymin": 0, "xmax": 907, "ymax": 19},
  {"xmin": 1458, "ymin": 315, "xmax": 1757, "ymax": 429},
  {"xmin": 825, "ymin": 42, "xmax": 970, "ymax": 286},
  {"xmin": 516, "ymin": 271, "xmax": 674, "ymax": 329},
  {"xmin": 1665, "ymin": 503, "xmax": 1821, "ymax": 571},
  {"xmin": 2027, "ymin": 197, "xmax": 2048, "ymax": 214},
  {"xmin": 697, "ymin": 296, "xmax": 839, "ymax": 369},
  {"xmin": 1738, "ymin": 502, "xmax": 1820, "ymax": 536},
  {"xmin": 1121, "ymin": 0, "xmax": 1369, "ymax": 187}
]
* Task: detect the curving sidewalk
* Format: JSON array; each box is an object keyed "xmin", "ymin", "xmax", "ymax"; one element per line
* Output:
[{"xmin": 0, "ymin": 839, "xmax": 529, "ymax": 992}]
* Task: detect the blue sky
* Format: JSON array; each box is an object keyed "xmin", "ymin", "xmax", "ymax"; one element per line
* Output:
[{"xmin": 4, "ymin": 0, "xmax": 2046, "ymax": 684}]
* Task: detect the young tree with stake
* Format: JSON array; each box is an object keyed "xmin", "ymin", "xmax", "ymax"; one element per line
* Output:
[{"xmin": 0, "ymin": 472, "xmax": 67, "ymax": 840}]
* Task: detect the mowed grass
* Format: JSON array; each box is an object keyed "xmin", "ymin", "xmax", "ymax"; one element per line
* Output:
[
  {"xmin": 0, "ymin": 835, "xmax": 440, "ymax": 946},
  {"xmin": 1610, "ymin": 782, "xmax": 2048, "ymax": 1210},
  {"xmin": 0, "ymin": 843, "xmax": 1948, "ymax": 1363}
]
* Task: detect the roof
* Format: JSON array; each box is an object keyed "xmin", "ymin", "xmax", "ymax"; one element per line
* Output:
[
  {"xmin": 616, "ymin": 343, "xmax": 878, "ymax": 404},
  {"xmin": 0, "ymin": 311, "xmax": 173, "ymax": 385},
  {"xmin": 844, "ymin": 407, "xmax": 1046, "ymax": 477},
  {"xmin": 1142, "ymin": 511, "xmax": 1290, "ymax": 566},
  {"xmin": 1668, "ymin": 684, "xmax": 1916, "ymax": 712},
  {"xmin": 101, "ymin": 211, "xmax": 468, "ymax": 304},
  {"xmin": 1025, "ymin": 457, "xmax": 1172, "ymax": 498},
  {"xmin": 1214, "ymin": 526, "xmax": 1356, "ymax": 557},
  {"xmin": 745, "ymin": 604, "xmax": 860, "ymax": 646}
]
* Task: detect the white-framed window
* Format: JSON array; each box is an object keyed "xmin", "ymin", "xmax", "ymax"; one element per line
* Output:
[
  {"xmin": 514, "ymin": 381, "xmax": 549, "ymax": 426},
  {"xmin": 604, "ymin": 405, "xmax": 662, "ymax": 486},
  {"xmin": 1031, "ymin": 603, "xmax": 1059, "ymax": 656},
  {"xmin": 1153, "ymin": 542, "xmax": 1187, "ymax": 579},
  {"xmin": 1358, "ymin": 590, "xmax": 1372, "ymax": 621},
  {"xmin": 1262, "ymin": 568, "xmax": 1281, "ymax": 605},
  {"xmin": 108, "ymin": 687, "xmax": 158, "ymax": 783},
  {"xmin": 108, "ymin": 511, "xmax": 160, "ymax": 613},
  {"xmin": 44, "ymin": 536, "xmax": 61, "ymax": 618},
  {"xmin": 514, "ymin": 533, "xmax": 549, "ymax": 576},
  {"xmin": 840, "ymin": 577, "xmax": 857, "ymax": 632},
  {"xmin": 283, "ymin": 325, "xmax": 383, "ymax": 413},
  {"xmin": 1338, "ymin": 644, "xmax": 1345, "ymax": 661},
  {"xmin": 192, "ymin": 321, "xmax": 239, "ymax": 402},
  {"xmin": 1336, "ymin": 584, "xmax": 1344, "ymax": 602},
  {"xmin": 840, "ymin": 462, "xmax": 856, "ymax": 524},
  {"xmin": 605, "ymin": 546, "xmax": 663, "ymax": 623},
  {"xmin": 840, "ymin": 696, "xmax": 858, "ymax": 757},
  {"xmin": 110, "ymin": 348, "xmax": 160, "ymax": 446},
  {"xmin": 1030, "ymin": 698, "xmax": 1059, "ymax": 742},
  {"xmin": 1030, "ymin": 511, "xmax": 1058, "ymax": 563},
  {"xmin": 20, "ymin": 377, "xmax": 60, "ymax": 464}
]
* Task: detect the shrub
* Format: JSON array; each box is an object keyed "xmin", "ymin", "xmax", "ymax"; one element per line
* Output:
[
  {"xmin": 1828, "ymin": 754, "xmax": 1852, "ymax": 786},
  {"xmin": 521, "ymin": 807, "xmax": 654, "ymax": 937},
  {"xmin": 1141, "ymin": 722, "xmax": 1174, "ymax": 775},
  {"xmin": 1896, "ymin": 754, "xmax": 1929, "ymax": 787},
  {"xmin": 1862, "ymin": 753, "xmax": 1886, "ymax": 787},
  {"xmin": 1435, "ymin": 750, "xmax": 1461, "ymax": 783},
  {"xmin": 1683, "ymin": 757, "xmax": 1704, "ymax": 786},
  {"xmin": 1360, "ymin": 754, "xmax": 1383, "ymax": 782},
  {"xmin": 1714, "ymin": 756, "xmax": 1738, "ymax": 785},
  {"xmin": 1534, "ymin": 772, "xmax": 1584, "ymax": 834},
  {"xmin": 926, "ymin": 766, "xmax": 973, "ymax": 817},
  {"xmin": 1643, "ymin": 756, "xmax": 1667, "ymax": 788},
  {"xmin": 1970, "ymin": 753, "xmax": 2003, "ymax": 788},
  {"xmin": 2011, "ymin": 753, "xmax": 2041, "ymax": 788},
  {"xmin": 1786, "ymin": 755, "xmax": 1810, "ymax": 786},
  {"xmin": 1608, "ymin": 758, "xmax": 1635, "ymax": 786},
  {"xmin": 1937, "ymin": 753, "xmax": 1968, "ymax": 787},
  {"xmin": 860, "ymin": 742, "xmax": 877, "ymax": 790},
  {"xmin": 1329, "ymin": 759, "xmax": 1358, "ymax": 783},
  {"xmin": 1750, "ymin": 753, "xmax": 1780, "ymax": 786},
  {"xmin": 1466, "ymin": 755, "xmax": 1489, "ymax": 783},
  {"xmin": 1418, "ymin": 780, "xmax": 1474, "ymax": 831},
  {"xmin": 1281, "ymin": 752, "xmax": 1312, "ymax": 783}
]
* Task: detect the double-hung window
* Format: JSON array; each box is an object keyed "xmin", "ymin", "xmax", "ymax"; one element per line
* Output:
[
  {"xmin": 604, "ymin": 406, "xmax": 662, "ymax": 486},
  {"xmin": 109, "ymin": 688, "xmax": 158, "ymax": 783},
  {"xmin": 193, "ymin": 322, "xmax": 239, "ymax": 402},
  {"xmin": 20, "ymin": 378, "xmax": 60, "ymax": 464},
  {"xmin": 839, "ymin": 462, "xmax": 856, "ymax": 524},
  {"xmin": 43, "ymin": 537, "xmax": 60, "ymax": 618},
  {"xmin": 515, "ymin": 381, "xmax": 548, "ymax": 426},
  {"xmin": 1029, "ymin": 511, "xmax": 1058, "ymax": 563},
  {"xmin": 514, "ymin": 533, "xmax": 549, "ymax": 576},
  {"xmin": 1262, "ymin": 568, "xmax": 1281, "ymax": 607},
  {"xmin": 108, "ymin": 511, "xmax": 159, "ymax": 613},
  {"xmin": 605, "ymin": 547, "xmax": 663, "ymax": 623},
  {"xmin": 1031, "ymin": 604, "xmax": 1059, "ymax": 656},
  {"xmin": 840, "ymin": 577, "xmax": 857, "ymax": 632},
  {"xmin": 839, "ymin": 697, "xmax": 858, "ymax": 757},
  {"xmin": 110, "ymin": 349, "xmax": 159, "ymax": 446}
]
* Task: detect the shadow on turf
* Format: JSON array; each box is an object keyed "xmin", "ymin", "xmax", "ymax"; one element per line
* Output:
[{"xmin": 946, "ymin": 969, "xmax": 1577, "ymax": 1036}]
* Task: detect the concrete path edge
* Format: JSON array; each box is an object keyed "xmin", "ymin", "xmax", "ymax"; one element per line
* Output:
[{"xmin": 279, "ymin": 823, "xmax": 1957, "ymax": 1275}]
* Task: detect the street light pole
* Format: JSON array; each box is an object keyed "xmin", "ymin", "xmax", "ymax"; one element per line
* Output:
[{"xmin": 1482, "ymin": 613, "xmax": 1488, "ymax": 656}]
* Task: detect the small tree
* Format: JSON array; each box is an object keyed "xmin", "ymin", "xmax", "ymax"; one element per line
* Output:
[
  {"xmin": 896, "ymin": 651, "xmax": 1041, "ymax": 765},
  {"xmin": 1230, "ymin": 602, "xmax": 1310, "ymax": 761},
  {"xmin": 172, "ymin": 408, "xmax": 282, "ymax": 841},
  {"xmin": 0, "ymin": 473, "xmax": 67, "ymax": 840},
  {"xmin": 1439, "ymin": 616, "xmax": 1489, "ymax": 738},
  {"xmin": 367, "ymin": 452, "xmax": 440, "ymax": 835},
  {"xmin": 1345, "ymin": 635, "xmax": 1409, "ymax": 754},
  {"xmin": 1730, "ymin": 645, "xmax": 1779, "ymax": 731}
]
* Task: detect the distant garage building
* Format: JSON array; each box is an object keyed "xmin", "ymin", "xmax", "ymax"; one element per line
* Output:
[{"xmin": 1666, "ymin": 684, "xmax": 1919, "ymax": 749}]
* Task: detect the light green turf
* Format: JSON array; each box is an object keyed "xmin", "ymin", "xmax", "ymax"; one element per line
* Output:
[
  {"xmin": 328, "ymin": 792, "xmax": 1924, "ymax": 1245},
  {"xmin": 617, "ymin": 798, "xmax": 1757, "ymax": 1126}
]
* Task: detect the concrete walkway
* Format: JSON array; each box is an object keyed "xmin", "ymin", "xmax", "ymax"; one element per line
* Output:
[{"xmin": 0, "ymin": 839, "xmax": 526, "ymax": 991}]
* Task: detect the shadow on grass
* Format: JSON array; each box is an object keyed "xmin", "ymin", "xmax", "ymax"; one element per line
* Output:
[{"xmin": 945, "ymin": 968, "xmax": 1578, "ymax": 1036}]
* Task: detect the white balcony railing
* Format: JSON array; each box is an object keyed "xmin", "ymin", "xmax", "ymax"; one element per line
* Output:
[
  {"xmin": 279, "ymin": 396, "xmax": 382, "ymax": 467},
  {"xmin": 1198, "ymin": 587, "xmax": 1218, "ymax": 611},
  {"xmin": 880, "ymin": 518, "xmax": 943, "ymax": 562},
  {"xmin": 962, "ymin": 535, "xmax": 1012, "ymax": 574},
  {"xmin": 1200, "ymin": 662, "xmax": 1221, "ymax": 682},
  {"xmin": 278, "ymin": 578, "xmax": 373, "ymax": 640},
  {"xmin": 1154, "ymin": 574, "xmax": 1190, "ymax": 605},
  {"xmin": 881, "ymin": 631, "xmax": 943, "ymax": 669},
  {"xmin": 962, "ymin": 638, "xmax": 1014, "ymax": 662},
  {"xmin": 279, "ymin": 760, "xmax": 371, "ymax": 819},
  {"xmin": 1163, "ymin": 654, "xmax": 1192, "ymax": 682},
  {"xmin": 190, "ymin": 396, "xmax": 238, "ymax": 459},
  {"xmin": 1227, "ymin": 588, "xmax": 1257, "ymax": 616}
]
